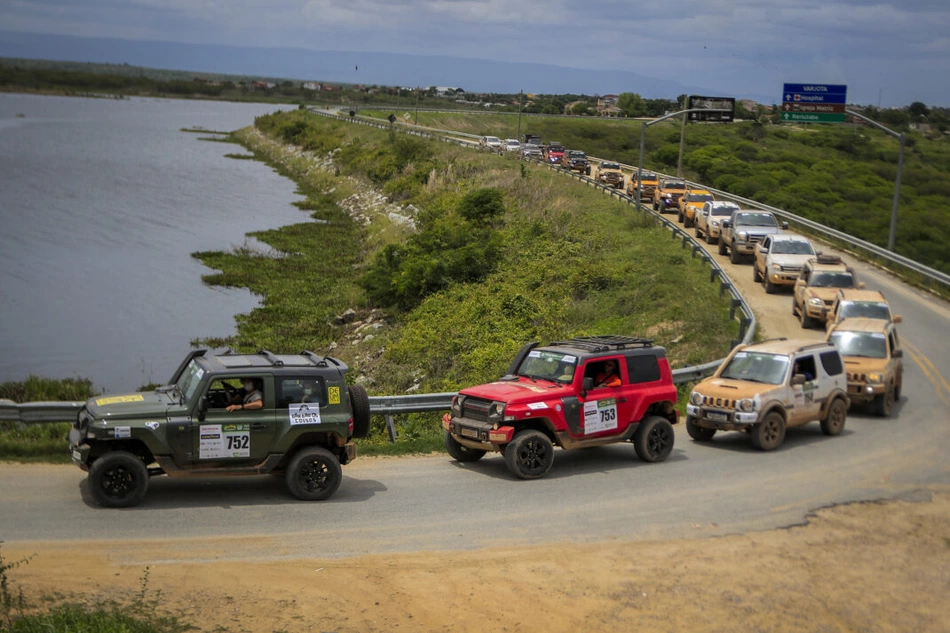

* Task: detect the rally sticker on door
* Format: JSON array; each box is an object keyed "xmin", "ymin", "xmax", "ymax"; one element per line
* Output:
[
  {"xmin": 583, "ymin": 398, "xmax": 618, "ymax": 434},
  {"xmin": 199, "ymin": 424, "xmax": 250, "ymax": 459},
  {"xmin": 288, "ymin": 403, "xmax": 322, "ymax": 426}
]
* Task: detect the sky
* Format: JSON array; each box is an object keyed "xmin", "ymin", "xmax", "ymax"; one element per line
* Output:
[{"xmin": 2, "ymin": 0, "xmax": 949, "ymax": 107}]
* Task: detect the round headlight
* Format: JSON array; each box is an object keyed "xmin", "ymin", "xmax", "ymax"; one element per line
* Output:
[
  {"xmin": 738, "ymin": 231, "xmax": 748, "ymax": 240},
  {"xmin": 868, "ymin": 373, "xmax": 884, "ymax": 383},
  {"xmin": 690, "ymin": 391, "xmax": 703, "ymax": 406},
  {"xmin": 738, "ymin": 399, "xmax": 755, "ymax": 412},
  {"xmin": 450, "ymin": 396, "xmax": 461, "ymax": 414},
  {"xmin": 808, "ymin": 297, "xmax": 824, "ymax": 307},
  {"xmin": 491, "ymin": 403, "xmax": 505, "ymax": 417}
]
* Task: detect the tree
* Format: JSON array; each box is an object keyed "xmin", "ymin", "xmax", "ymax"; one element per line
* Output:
[
  {"xmin": 908, "ymin": 101, "xmax": 930, "ymax": 119},
  {"xmin": 617, "ymin": 92, "xmax": 646, "ymax": 117}
]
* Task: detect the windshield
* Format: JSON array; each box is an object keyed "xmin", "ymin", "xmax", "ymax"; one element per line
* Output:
[
  {"xmin": 812, "ymin": 272, "xmax": 855, "ymax": 288},
  {"xmin": 602, "ymin": 162, "xmax": 621, "ymax": 170},
  {"xmin": 830, "ymin": 331, "xmax": 887, "ymax": 358},
  {"xmin": 638, "ymin": 172, "xmax": 657, "ymax": 181},
  {"xmin": 773, "ymin": 240, "xmax": 815, "ymax": 255},
  {"xmin": 664, "ymin": 181, "xmax": 686, "ymax": 189},
  {"xmin": 487, "ymin": 137, "xmax": 500, "ymax": 143},
  {"xmin": 720, "ymin": 351, "xmax": 789, "ymax": 385},
  {"xmin": 518, "ymin": 350, "xmax": 578, "ymax": 383},
  {"xmin": 688, "ymin": 194, "xmax": 714, "ymax": 202},
  {"xmin": 737, "ymin": 213, "xmax": 778, "ymax": 227},
  {"xmin": 174, "ymin": 359, "xmax": 206, "ymax": 403},
  {"xmin": 840, "ymin": 301, "xmax": 890, "ymax": 320},
  {"xmin": 569, "ymin": 151, "xmax": 584, "ymax": 157},
  {"xmin": 711, "ymin": 204, "xmax": 739, "ymax": 216}
]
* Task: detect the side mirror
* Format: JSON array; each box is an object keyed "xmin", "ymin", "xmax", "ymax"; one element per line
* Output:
[
  {"xmin": 581, "ymin": 377, "xmax": 594, "ymax": 398},
  {"xmin": 722, "ymin": 219, "xmax": 732, "ymax": 228},
  {"xmin": 198, "ymin": 396, "xmax": 209, "ymax": 421},
  {"xmin": 893, "ymin": 315, "xmax": 902, "ymax": 323},
  {"xmin": 892, "ymin": 349, "xmax": 903, "ymax": 358},
  {"xmin": 791, "ymin": 374, "xmax": 806, "ymax": 386},
  {"xmin": 781, "ymin": 221, "xmax": 789, "ymax": 230},
  {"xmin": 857, "ymin": 282, "xmax": 866, "ymax": 289}
]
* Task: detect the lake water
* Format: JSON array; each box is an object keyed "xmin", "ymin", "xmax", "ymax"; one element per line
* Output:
[{"xmin": 0, "ymin": 94, "xmax": 310, "ymax": 393}]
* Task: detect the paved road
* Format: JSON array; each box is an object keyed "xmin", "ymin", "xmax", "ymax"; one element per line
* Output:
[{"xmin": 1, "ymin": 153, "xmax": 948, "ymax": 564}]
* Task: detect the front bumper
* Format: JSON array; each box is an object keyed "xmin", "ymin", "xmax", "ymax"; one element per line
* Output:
[
  {"xmin": 69, "ymin": 428, "xmax": 92, "ymax": 471},
  {"xmin": 846, "ymin": 381, "xmax": 885, "ymax": 403},
  {"xmin": 442, "ymin": 414, "xmax": 510, "ymax": 449},
  {"xmin": 766, "ymin": 270, "xmax": 800, "ymax": 286},
  {"xmin": 686, "ymin": 404, "xmax": 758, "ymax": 431},
  {"xmin": 734, "ymin": 241, "xmax": 757, "ymax": 255}
]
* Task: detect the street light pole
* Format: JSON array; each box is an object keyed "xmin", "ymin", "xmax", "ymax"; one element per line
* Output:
[
  {"xmin": 516, "ymin": 90, "xmax": 523, "ymax": 141},
  {"xmin": 845, "ymin": 109, "xmax": 905, "ymax": 252},
  {"xmin": 414, "ymin": 87, "xmax": 420, "ymax": 126}
]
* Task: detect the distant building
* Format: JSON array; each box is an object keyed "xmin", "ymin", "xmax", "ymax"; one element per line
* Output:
[{"xmin": 302, "ymin": 82, "xmax": 321, "ymax": 91}]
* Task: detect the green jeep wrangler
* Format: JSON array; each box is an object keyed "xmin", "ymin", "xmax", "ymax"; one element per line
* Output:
[{"xmin": 69, "ymin": 349, "xmax": 370, "ymax": 507}]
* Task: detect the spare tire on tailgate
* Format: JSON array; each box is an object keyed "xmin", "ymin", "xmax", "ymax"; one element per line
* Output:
[{"xmin": 348, "ymin": 384, "xmax": 371, "ymax": 438}]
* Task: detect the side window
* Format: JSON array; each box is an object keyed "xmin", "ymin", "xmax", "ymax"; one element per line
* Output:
[
  {"xmin": 277, "ymin": 377, "xmax": 327, "ymax": 409},
  {"xmin": 793, "ymin": 355, "xmax": 818, "ymax": 381},
  {"xmin": 627, "ymin": 354, "xmax": 661, "ymax": 384},
  {"xmin": 819, "ymin": 351, "xmax": 844, "ymax": 376}
]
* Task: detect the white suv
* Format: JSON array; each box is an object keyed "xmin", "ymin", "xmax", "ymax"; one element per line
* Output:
[
  {"xmin": 686, "ymin": 339, "xmax": 849, "ymax": 451},
  {"xmin": 695, "ymin": 201, "xmax": 740, "ymax": 244}
]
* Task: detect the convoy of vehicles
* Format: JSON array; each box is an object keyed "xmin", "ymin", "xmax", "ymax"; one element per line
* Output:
[{"xmin": 65, "ymin": 130, "xmax": 911, "ymax": 507}]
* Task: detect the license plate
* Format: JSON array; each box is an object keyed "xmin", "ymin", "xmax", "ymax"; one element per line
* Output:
[
  {"xmin": 71, "ymin": 449, "xmax": 82, "ymax": 461},
  {"xmin": 459, "ymin": 427, "xmax": 480, "ymax": 439},
  {"xmin": 706, "ymin": 411, "xmax": 729, "ymax": 422}
]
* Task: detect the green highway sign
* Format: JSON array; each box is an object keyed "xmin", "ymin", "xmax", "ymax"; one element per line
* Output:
[{"xmin": 781, "ymin": 111, "xmax": 846, "ymax": 123}]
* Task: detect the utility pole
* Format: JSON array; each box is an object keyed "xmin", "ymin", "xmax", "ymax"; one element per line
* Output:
[
  {"xmin": 677, "ymin": 94, "xmax": 688, "ymax": 177},
  {"xmin": 516, "ymin": 90, "xmax": 524, "ymax": 141},
  {"xmin": 414, "ymin": 87, "xmax": 420, "ymax": 126}
]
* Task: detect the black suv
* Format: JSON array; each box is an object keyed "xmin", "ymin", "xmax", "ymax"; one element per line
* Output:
[{"xmin": 69, "ymin": 349, "xmax": 370, "ymax": 507}]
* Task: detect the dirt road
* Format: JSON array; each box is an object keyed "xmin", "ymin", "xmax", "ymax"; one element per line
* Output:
[{"xmin": 5, "ymin": 488, "xmax": 949, "ymax": 633}]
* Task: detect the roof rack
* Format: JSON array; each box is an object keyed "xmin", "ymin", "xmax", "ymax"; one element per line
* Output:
[
  {"xmin": 550, "ymin": 335, "xmax": 654, "ymax": 353},
  {"xmin": 815, "ymin": 254, "xmax": 843, "ymax": 265},
  {"xmin": 257, "ymin": 350, "xmax": 284, "ymax": 367}
]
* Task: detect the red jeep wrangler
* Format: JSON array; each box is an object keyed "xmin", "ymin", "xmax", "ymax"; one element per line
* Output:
[{"xmin": 442, "ymin": 336, "xmax": 679, "ymax": 479}]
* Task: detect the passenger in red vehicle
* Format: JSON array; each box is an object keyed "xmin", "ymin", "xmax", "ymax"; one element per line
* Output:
[{"xmin": 594, "ymin": 359, "xmax": 622, "ymax": 388}]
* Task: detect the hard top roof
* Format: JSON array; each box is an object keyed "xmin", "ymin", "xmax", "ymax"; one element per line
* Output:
[
  {"xmin": 199, "ymin": 349, "xmax": 347, "ymax": 373},
  {"xmin": 828, "ymin": 317, "xmax": 894, "ymax": 334},
  {"xmin": 836, "ymin": 288, "xmax": 886, "ymax": 302},
  {"xmin": 739, "ymin": 338, "xmax": 835, "ymax": 356}
]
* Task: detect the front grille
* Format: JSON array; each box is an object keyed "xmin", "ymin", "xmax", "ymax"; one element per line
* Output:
[
  {"xmin": 848, "ymin": 372, "xmax": 867, "ymax": 382},
  {"xmin": 461, "ymin": 397, "xmax": 492, "ymax": 422},
  {"xmin": 700, "ymin": 395, "xmax": 737, "ymax": 410}
]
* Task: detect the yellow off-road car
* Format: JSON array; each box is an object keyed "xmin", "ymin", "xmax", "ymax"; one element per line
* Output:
[
  {"xmin": 595, "ymin": 161, "xmax": 625, "ymax": 188},
  {"xmin": 626, "ymin": 170, "xmax": 659, "ymax": 201},
  {"xmin": 826, "ymin": 317, "xmax": 904, "ymax": 417},
  {"xmin": 792, "ymin": 255, "xmax": 863, "ymax": 328},
  {"xmin": 677, "ymin": 189, "xmax": 714, "ymax": 227},
  {"xmin": 686, "ymin": 339, "xmax": 849, "ymax": 451}
]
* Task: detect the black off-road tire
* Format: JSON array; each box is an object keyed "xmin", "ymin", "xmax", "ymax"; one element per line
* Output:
[
  {"xmin": 444, "ymin": 431, "xmax": 487, "ymax": 462},
  {"xmin": 707, "ymin": 232, "xmax": 718, "ymax": 245},
  {"xmin": 348, "ymin": 385, "xmax": 371, "ymax": 438},
  {"xmin": 894, "ymin": 372, "xmax": 903, "ymax": 400},
  {"xmin": 88, "ymin": 451, "xmax": 150, "ymax": 508},
  {"xmin": 686, "ymin": 416, "xmax": 716, "ymax": 442},
  {"xmin": 695, "ymin": 226, "xmax": 704, "ymax": 240},
  {"xmin": 719, "ymin": 239, "xmax": 728, "ymax": 256},
  {"xmin": 753, "ymin": 265, "xmax": 763, "ymax": 282},
  {"xmin": 871, "ymin": 386, "xmax": 895, "ymax": 417},
  {"xmin": 285, "ymin": 446, "xmax": 342, "ymax": 501},
  {"xmin": 504, "ymin": 430, "xmax": 554, "ymax": 480},
  {"xmin": 821, "ymin": 398, "xmax": 848, "ymax": 435},
  {"xmin": 800, "ymin": 307, "xmax": 817, "ymax": 329},
  {"xmin": 751, "ymin": 412, "xmax": 786, "ymax": 451},
  {"xmin": 633, "ymin": 416, "xmax": 675, "ymax": 462},
  {"xmin": 729, "ymin": 244, "xmax": 742, "ymax": 264},
  {"xmin": 765, "ymin": 279, "xmax": 778, "ymax": 294}
]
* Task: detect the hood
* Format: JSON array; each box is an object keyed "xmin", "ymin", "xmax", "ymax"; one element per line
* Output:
[
  {"xmin": 768, "ymin": 253, "xmax": 813, "ymax": 267},
  {"xmin": 460, "ymin": 377, "xmax": 569, "ymax": 403},
  {"xmin": 696, "ymin": 377, "xmax": 781, "ymax": 400},
  {"xmin": 738, "ymin": 225, "xmax": 782, "ymax": 235},
  {"xmin": 843, "ymin": 357, "xmax": 889, "ymax": 373},
  {"xmin": 808, "ymin": 287, "xmax": 840, "ymax": 301},
  {"xmin": 85, "ymin": 390, "xmax": 182, "ymax": 419}
]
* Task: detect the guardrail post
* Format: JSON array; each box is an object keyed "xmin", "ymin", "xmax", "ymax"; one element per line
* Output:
[
  {"xmin": 729, "ymin": 298, "xmax": 742, "ymax": 320},
  {"xmin": 719, "ymin": 281, "xmax": 732, "ymax": 298},
  {"xmin": 710, "ymin": 268, "xmax": 721, "ymax": 283},
  {"xmin": 386, "ymin": 415, "xmax": 398, "ymax": 443},
  {"xmin": 738, "ymin": 317, "xmax": 751, "ymax": 342}
]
